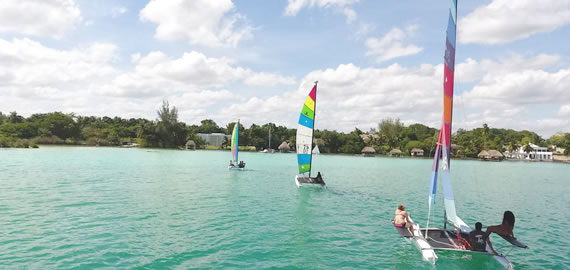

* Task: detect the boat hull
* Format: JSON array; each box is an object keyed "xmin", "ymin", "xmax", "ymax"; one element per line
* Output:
[
  {"xmin": 394, "ymin": 216, "xmax": 438, "ymax": 264},
  {"xmin": 295, "ymin": 175, "xmax": 325, "ymax": 188},
  {"xmin": 420, "ymin": 227, "xmax": 513, "ymax": 269},
  {"xmin": 228, "ymin": 165, "xmax": 244, "ymax": 170}
]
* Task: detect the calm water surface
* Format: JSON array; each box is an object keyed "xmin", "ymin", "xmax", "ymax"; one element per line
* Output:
[{"xmin": 1, "ymin": 147, "xmax": 569, "ymax": 269}]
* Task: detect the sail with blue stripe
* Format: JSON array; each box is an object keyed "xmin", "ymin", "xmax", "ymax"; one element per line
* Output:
[
  {"xmin": 427, "ymin": 0, "xmax": 461, "ymax": 229},
  {"xmin": 296, "ymin": 82, "xmax": 317, "ymax": 175},
  {"xmin": 231, "ymin": 119, "xmax": 239, "ymax": 163}
]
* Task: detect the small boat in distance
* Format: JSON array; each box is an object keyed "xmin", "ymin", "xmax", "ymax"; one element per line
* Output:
[
  {"xmin": 228, "ymin": 119, "xmax": 245, "ymax": 170},
  {"xmin": 261, "ymin": 126, "xmax": 275, "ymax": 153},
  {"xmin": 312, "ymin": 144, "xmax": 320, "ymax": 155},
  {"xmin": 295, "ymin": 81, "xmax": 325, "ymax": 187}
]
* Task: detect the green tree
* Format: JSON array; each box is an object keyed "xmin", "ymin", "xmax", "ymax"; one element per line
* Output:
[{"xmin": 378, "ymin": 118, "xmax": 403, "ymax": 148}]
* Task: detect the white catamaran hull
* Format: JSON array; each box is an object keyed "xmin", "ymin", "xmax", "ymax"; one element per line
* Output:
[
  {"xmin": 295, "ymin": 175, "xmax": 325, "ymax": 188},
  {"xmin": 228, "ymin": 165, "xmax": 244, "ymax": 170},
  {"xmin": 403, "ymin": 217, "xmax": 437, "ymax": 264}
]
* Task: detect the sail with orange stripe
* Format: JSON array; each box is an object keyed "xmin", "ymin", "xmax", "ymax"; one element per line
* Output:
[{"xmin": 428, "ymin": 0, "xmax": 459, "ymax": 228}]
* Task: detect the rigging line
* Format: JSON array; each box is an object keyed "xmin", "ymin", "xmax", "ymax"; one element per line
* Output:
[{"xmin": 428, "ymin": 129, "xmax": 439, "ymax": 158}]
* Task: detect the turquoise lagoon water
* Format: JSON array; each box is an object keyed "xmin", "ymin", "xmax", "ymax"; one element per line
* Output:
[{"xmin": 1, "ymin": 147, "xmax": 569, "ymax": 269}]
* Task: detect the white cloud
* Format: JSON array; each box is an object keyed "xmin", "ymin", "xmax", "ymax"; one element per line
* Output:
[
  {"xmin": 140, "ymin": 0, "xmax": 253, "ymax": 48},
  {"xmin": 343, "ymin": 8, "xmax": 356, "ymax": 23},
  {"xmin": 365, "ymin": 25, "xmax": 423, "ymax": 62},
  {"xmin": 110, "ymin": 51, "xmax": 295, "ymax": 97},
  {"xmin": 1, "ymin": 37, "xmax": 568, "ymax": 137},
  {"xmin": 284, "ymin": 0, "xmax": 359, "ymax": 23},
  {"xmin": 461, "ymin": 68, "xmax": 570, "ymax": 106},
  {"xmin": 456, "ymin": 53, "xmax": 561, "ymax": 83},
  {"xmin": 0, "ymin": 38, "xmax": 295, "ymax": 124},
  {"xmin": 0, "ymin": 38, "xmax": 116, "ymax": 89},
  {"xmin": 355, "ymin": 22, "xmax": 374, "ymax": 38},
  {"xmin": 558, "ymin": 104, "xmax": 570, "ymax": 117},
  {"xmin": 219, "ymin": 54, "xmax": 570, "ymax": 137},
  {"xmin": 221, "ymin": 62, "xmax": 443, "ymax": 131},
  {"xmin": 111, "ymin": 6, "xmax": 127, "ymax": 18},
  {"xmin": 459, "ymin": 0, "xmax": 570, "ymax": 44},
  {"xmin": 0, "ymin": 0, "xmax": 82, "ymax": 38}
]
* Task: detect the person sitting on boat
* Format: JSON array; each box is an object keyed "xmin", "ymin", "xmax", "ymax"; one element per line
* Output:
[
  {"xmin": 313, "ymin": 172, "xmax": 324, "ymax": 185},
  {"xmin": 485, "ymin": 211, "xmax": 515, "ymax": 255},
  {"xmin": 229, "ymin": 160, "xmax": 234, "ymax": 167},
  {"xmin": 469, "ymin": 222, "xmax": 487, "ymax": 252},
  {"xmin": 393, "ymin": 204, "xmax": 414, "ymax": 236},
  {"xmin": 238, "ymin": 161, "xmax": 245, "ymax": 168}
]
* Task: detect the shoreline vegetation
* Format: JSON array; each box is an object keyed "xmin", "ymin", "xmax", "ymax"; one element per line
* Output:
[{"xmin": 1, "ymin": 101, "xmax": 569, "ymax": 160}]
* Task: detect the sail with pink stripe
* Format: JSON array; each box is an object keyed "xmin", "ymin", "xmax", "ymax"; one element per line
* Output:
[
  {"xmin": 296, "ymin": 82, "xmax": 317, "ymax": 176},
  {"xmin": 427, "ymin": 0, "xmax": 462, "ymax": 230}
]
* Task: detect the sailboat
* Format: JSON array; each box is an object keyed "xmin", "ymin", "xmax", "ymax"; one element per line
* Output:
[
  {"xmin": 261, "ymin": 126, "xmax": 275, "ymax": 153},
  {"xmin": 312, "ymin": 144, "xmax": 320, "ymax": 155},
  {"xmin": 294, "ymin": 81, "xmax": 325, "ymax": 187},
  {"xmin": 228, "ymin": 119, "xmax": 245, "ymax": 170},
  {"xmin": 394, "ymin": 1, "xmax": 526, "ymax": 268}
]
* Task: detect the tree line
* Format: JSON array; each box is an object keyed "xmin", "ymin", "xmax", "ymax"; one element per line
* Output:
[{"xmin": 1, "ymin": 103, "xmax": 569, "ymax": 157}]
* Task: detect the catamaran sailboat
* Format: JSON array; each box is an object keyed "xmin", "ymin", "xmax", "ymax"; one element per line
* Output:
[
  {"xmin": 394, "ymin": 1, "xmax": 527, "ymax": 268},
  {"xmin": 295, "ymin": 81, "xmax": 325, "ymax": 187},
  {"xmin": 261, "ymin": 126, "xmax": 275, "ymax": 153},
  {"xmin": 228, "ymin": 119, "xmax": 245, "ymax": 170}
]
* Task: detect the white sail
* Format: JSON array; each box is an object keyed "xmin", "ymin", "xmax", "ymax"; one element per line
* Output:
[{"xmin": 312, "ymin": 145, "xmax": 320, "ymax": 154}]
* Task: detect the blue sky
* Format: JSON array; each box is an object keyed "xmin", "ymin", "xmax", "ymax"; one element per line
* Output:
[{"xmin": 1, "ymin": 0, "xmax": 569, "ymax": 137}]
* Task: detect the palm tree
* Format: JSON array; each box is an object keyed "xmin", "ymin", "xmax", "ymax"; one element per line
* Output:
[{"xmin": 524, "ymin": 144, "xmax": 532, "ymax": 154}]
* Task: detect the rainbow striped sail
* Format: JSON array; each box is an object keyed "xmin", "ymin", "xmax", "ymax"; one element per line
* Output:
[
  {"xmin": 296, "ymin": 82, "xmax": 317, "ymax": 176},
  {"xmin": 231, "ymin": 119, "xmax": 239, "ymax": 163},
  {"xmin": 428, "ymin": 0, "xmax": 459, "ymax": 226}
]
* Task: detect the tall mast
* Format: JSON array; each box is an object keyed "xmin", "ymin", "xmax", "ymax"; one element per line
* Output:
[{"xmin": 309, "ymin": 81, "xmax": 318, "ymax": 178}]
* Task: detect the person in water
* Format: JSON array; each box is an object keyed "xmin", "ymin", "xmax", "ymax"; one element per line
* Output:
[
  {"xmin": 469, "ymin": 222, "xmax": 487, "ymax": 252},
  {"xmin": 485, "ymin": 211, "xmax": 515, "ymax": 255},
  {"xmin": 394, "ymin": 204, "xmax": 414, "ymax": 236}
]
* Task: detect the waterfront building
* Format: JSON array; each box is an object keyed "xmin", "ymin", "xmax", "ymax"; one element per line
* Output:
[
  {"xmin": 504, "ymin": 143, "xmax": 552, "ymax": 161},
  {"xmin": 197, "ymin": 133, "xmax": 231, "ymax": 147}
]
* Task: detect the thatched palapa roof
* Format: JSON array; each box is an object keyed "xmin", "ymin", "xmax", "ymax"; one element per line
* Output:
[
  {"xmin": 487, "ymin": 150, "xmax": 503, "ymax": 158},
  {"xmin": 278, "ymin": 141, "xmax": 290, "ymax": 151},
  {"xmin": 390, "ymin": 149, "xmax": 402, "ymax": 154},
  {"xmin": 361, "ymin": 146, "xmax": 376, "ymax": 154},
  {"xmin": 477, "ymin": 150, "xmax": 490, "ymax": 158}
]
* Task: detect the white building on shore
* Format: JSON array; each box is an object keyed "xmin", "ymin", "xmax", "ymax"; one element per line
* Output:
[
  {"xmin": 197, "ymin": 133, "xmax": 231, "ymax": 147},
  {"xmin": 504, "ymin": 143, "xmax": 552, "ymax": 161}
]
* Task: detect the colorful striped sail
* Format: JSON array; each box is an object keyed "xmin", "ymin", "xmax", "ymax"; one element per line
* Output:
[
  {"xmin": 296, "ymin": 82, "xmax": 317, "ymax": 175},
  {"xmin": 428, "ymin": 0, "xmax": 458, "ymax": 227},
  {"xmin": 231, "ymin": 119, "xmax": 239, "ymax": 163}
]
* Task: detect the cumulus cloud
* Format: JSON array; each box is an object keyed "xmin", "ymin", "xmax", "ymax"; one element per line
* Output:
[
  {"xmin": 459, "ymin": 0, "xmax": 570, "ymax": 44},
  {"xmin": 109, "ymin": 50, "xmax": 295, "ymax": 97},
  {"xmin": 0, "ymin": 38, "xmax": 295, "ymax": 124},
  {"xmin": 0, "ymin": 0, "xmax": 82, "ymax": 38},
  {"xmin": 140, "ymin": 0, "xmax": 253, "ymax": 48},
  {"xmin": 221, "ymin": 62, "xmax": 443, "ymax": 131},
  {"xmin": 365, "ymin": 25, "xmax": 423, "ymax": 62},
  {"xmin": 456, "ymin": 53, "xmax": 561, "ymax": 83},
  {"xmin": 0, "ymin": 38, "xmax": 116, "ymax": 90},
  {"xmin": 284, "ymin": 0, "xmax": 359, "ymax": 23},
  {"xmin": 219, "ymin": 54, "xmax": 570, "ymax": 136},
  {"xmin": 558, "ymin": 104, "xmax": 570, "ymax": 117},
  {"xmin": 111, "ymin": 6, "xmax": 127, "ymax": 18}
]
